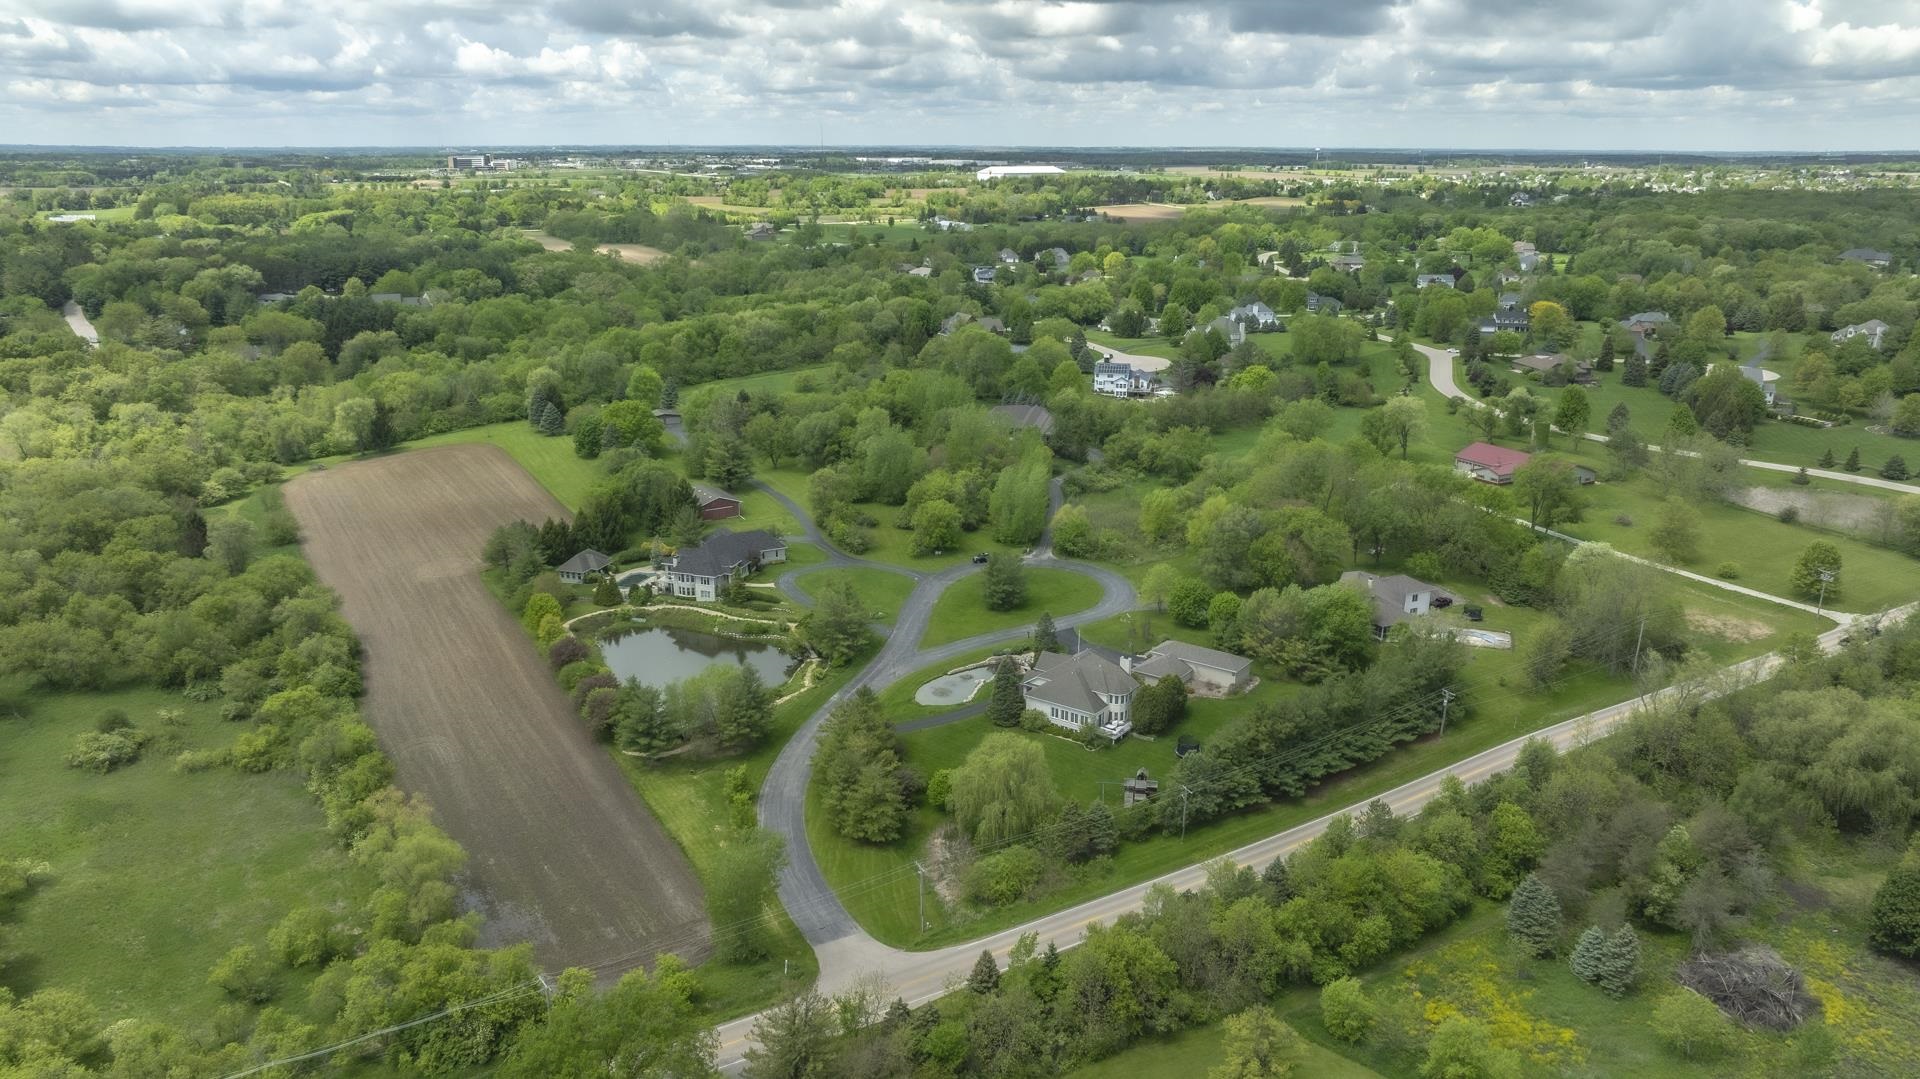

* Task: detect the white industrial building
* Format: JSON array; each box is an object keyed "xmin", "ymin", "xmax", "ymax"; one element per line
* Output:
[{"xmin": 976, "ymin": 165, "xmax": 1066, "ymax": 181}]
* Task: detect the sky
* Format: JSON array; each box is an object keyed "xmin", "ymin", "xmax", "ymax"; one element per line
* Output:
[{"xmin": 3, "ymin": 0, "xmax": 1920, "ymax": 151}]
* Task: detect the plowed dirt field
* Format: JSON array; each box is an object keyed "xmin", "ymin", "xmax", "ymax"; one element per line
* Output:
[{"xmin": 285, "ymin": 445, "xmax": 707, "ymax": 973}]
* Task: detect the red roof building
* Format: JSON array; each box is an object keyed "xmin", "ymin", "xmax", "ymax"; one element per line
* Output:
[{"xmin": 1454, "ymin": 441, "xmax": 1532, "ymax": 485}]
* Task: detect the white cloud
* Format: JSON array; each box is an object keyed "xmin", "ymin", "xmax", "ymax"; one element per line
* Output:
[{"xmin": 0, "ymin": 0, "xmax": 1917, "ymax": 147}]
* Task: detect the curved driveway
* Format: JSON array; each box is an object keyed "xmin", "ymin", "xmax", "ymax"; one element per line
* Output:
[{"xmin": 1413, "ymin": 341, "xmax": 1920, "ymax": 496}]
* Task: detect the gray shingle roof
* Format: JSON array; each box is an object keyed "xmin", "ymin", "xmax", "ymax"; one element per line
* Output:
[
  {"xmin": 1144, "ymin": 640, "xmax": 1251, "ymax": 677},
  {"xmin": 1340, "ymin": 570, "xmax": 1438, "ymax": 626},
  {"xmin": 1024, "ymin": 651, "xmax": 1133, "ymax": 714},
  {"xmin": 670, "ymin": 529, "xmax": 782, "ymax": 578},
  {"xmin": 558, "ymin": 549, "xmax": 611, "ymax": 574}
]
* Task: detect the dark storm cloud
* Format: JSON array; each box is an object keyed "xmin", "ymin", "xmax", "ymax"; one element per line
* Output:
[{"xmin": 1223, "ymin": 0, "xmax": 1406, "ymax": 37}]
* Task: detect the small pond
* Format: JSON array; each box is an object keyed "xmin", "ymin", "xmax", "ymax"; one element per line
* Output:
[{"xmin": 599, "ymin": 625, "xmax": 793, "ymax": 689}]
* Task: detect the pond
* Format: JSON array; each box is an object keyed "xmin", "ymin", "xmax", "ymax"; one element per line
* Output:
[{"xmin": 599, "ymin": 625, "xmax": 793, "ymax": 689}]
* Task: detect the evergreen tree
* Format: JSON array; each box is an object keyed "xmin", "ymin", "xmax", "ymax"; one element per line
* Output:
[
  {"xmin": 1569, "ymin": 926, "xmax": 1608, "ymax": 988},
  {"xmin": 968, "ymin": 949, "xmax": 1000, "ymax": 994},
  {"xmin": 1605, "ymin": 401, "xmax": 1631, "ymax": 435},
  {"xmin": 1665, "ymin": 405, "xmax": 1698, "ymax": 439},
  {"xmin": 537, "ymin": 399, "xmax": 565, "ymax": 436},
  {"xmin": 1650, "ymin": 339, "xmax": 1672, "ymax": 378},
  {"xmin": 983, "ymin": 552, "xmax": 1027, "ymax": 611},
  {"xmin": 1819, "ymin": 448, "xmax": 1836, "ymax": 469},
  {"xmin": 1085, "ymin": 801, "xmax": 1118, "ymax": 858},
  {"xmin": 1505, "ymin": 873, "xmax": 1563, "ymax": 957},
  {"xmin": 716, "ymin": 665, "xmax": 773, "ymax": 752},
  {"xmin": 1262, "ymin": 858, "xmax": 1293, "ymax": 903},
  {"xmin": 1596, "ymin": 334, "xmax": 1616, "ymax": 371},
  {"xmin": 1845, "ymin": 446, "xmax": 1862, "ymax": 472},
  {"xmin": 660, "ymin": 379, "xmax": 678, "ymax": 408},
  {"xmin": 708, "ymin": 436, "xmax": 756, "ymax": 490},
  {"xmin": 986, "ymin": 657, "xmax": 1025, "ymax": 728},
  {"xmin": 1598, "ymin": 926, "xmax": 1641, "ymax": 997},
  {"xmin": 1621, "ymin": 353, "xmax": 1649, "ymax": 387},
  {"xmin": 1031, "ymin": 611, "xmax": 1060, "ymax": 655},
  {"xmin": 592, "ymin": 574, "xmax": 622, "ymax": 606},
  {"xmin": 1867, "ymin": 863, "xmax": 1920, "ymax": 957},
  {"xmin": 1883, "ymin": 455, "xmax": 1909, "ymax": 481}
]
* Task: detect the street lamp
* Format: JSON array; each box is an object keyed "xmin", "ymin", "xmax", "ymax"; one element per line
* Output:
[{"xmin": 1816, "ymin": 570, "xmax": 1835, "ymax": 615}]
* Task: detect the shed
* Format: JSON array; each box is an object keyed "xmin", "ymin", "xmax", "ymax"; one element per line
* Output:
[
  {"xmin": 690, "ymin": 483, "xmax": 743, "ymax": 521},
  {"xmin": 557, "ymin": 548, "xmax": 612, "ymax": 584}
]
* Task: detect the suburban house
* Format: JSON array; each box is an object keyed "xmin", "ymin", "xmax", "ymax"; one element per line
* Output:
[
  {"xmin": 939, "ymin": 312, "xmax": 1007, "ymax": 336},
  {"xmin": 1739, "ymin": 361, "xmax": 1782, "ymax": 407},
  {"xmin": 1036, "ymin": 247, "xmax": 1071, "ymax": 271},
  {"xmin": 1021, "ymin": 651, "xmax": 1137, "ymax": 738},
  {"xmin": 1330, "ymin": 253, "xmax": 1367, "ymax": 273},
  {"xmin": 1509, "ymin": 192, "xmax": 1536, "ymax": 207},
  {"xmin": 1454, "ymin": 441, "xmax": 1532, "ymax": 485},
  {"xmin": 1092, "ymin": 361, "xmax": 1169, "ymax": 399},
  {"xmin": 1832, "ymin": 320, "xmax": 1890, "ymax": 350},
  {"xmin": 1197, "ymin": 315, "xmax": 1247, "ymax": 348},
  {"xmin": 1517, "ymin": 252, "xmax": 1541, "ymax": 272},
  {"xmin": 1840, "ymin": 248, "xmax": 1893, "ymax": 269},
  {"xmin": 1620, "ymin": 311, "xmax": 1672, "ymax": 336},
  {"xmin": 1306, "ymin": 291, "xmax": 1343, "ymax": 315},
  {"xmin": 1512, "ymin": 353, "xmax": 1592, "ymax": 382},
  {"xmin": 1415, "ymin": 274, "xmax": 1456, "ymax": 289},
  {"xmin": 1478, "ymin": 309, "xmax": 1530, "ymax": 337},
  {"xmin": 1125, "ymin": 640, "xmax": 1253, "ymax": 695},
  {"xmin": 1229, "ymin": 302, "xmax": 1279, "ymax": 330},
  {"xmin": 1340, "ymin": 570, "xmax": 1443, "ymax": 641},
  {"xmin": 931, "ymin": 216, "xmax": 973, "ymax": 232},
  {"xmin": 998, "ymin": 247, "xmax": 1019, "ymax": 264},
  {"xmin": 971, "ymin": 266, "xmax": 997, "ymax": 284},
  {"xmin": 1513, "ymin": 241, "xmax": 1537, "ymax": 255},
  {"xmin": 557, "ymin": 549, "xmax": 612, "ymax": 585},
  {"xmin": 661, "ymin": 529, "xmax": 787, "ymax": 602},
  {"xmin": 746, "ymin": 222, "xmax": 776, "ymax": 241},
  {"xmin": 690, "ymin": 483, "xmax": 743, "ymax": 521}
]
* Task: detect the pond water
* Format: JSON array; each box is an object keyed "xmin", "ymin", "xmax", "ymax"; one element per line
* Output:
[{"xmin": 600, "ymin": 625, "xmax": 793, "ymax": 689}]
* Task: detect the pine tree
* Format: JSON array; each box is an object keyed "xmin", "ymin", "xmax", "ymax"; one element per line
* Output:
[
  {"xmin": 1650, "ymin": 339, "xmax": 1672, "ymax": 378},
  {"xmin": 1262, "ymin": 858, "xmax": 1293, "ymax": 903},
  {"xmin": 1819, "ymin": 448, "xmax": 1836, "ymax": 469},
  {"xmin": 968, "ymin": 949, "xmax": 1000, "ymax": 994},
  {"xmin": 1882, "ymin": 455, "xmax": 1909, "ymax": 481},
  {"xmin": 1606, "ymin": 401, "xmax": 1631, "ymax": 434},
  {"xmin": 537, "ymin": 399, "xmax": 565, "ymax": 436},
  {"xmin": 1570, "ymin": 926, "xmax": 1608, "ymax": 987},
  {"xmin": 1031, "ymin": 612, "xmax": 1060, "ymax": 655},
  {"xmin": 1085, "ymin": 801, "xmax": 1118, "ymax": 858},
  {"xmin": 1598, "ymin": 926, "xmax": 1641, "ymax": 998},
  {"xmin": 1845, "ymin": 447, "xmax": 1863, "ymax": 473},
  {"xmin": 659, "ymin": 379, "xmax": 678, "ymax": 408},
  {"xmin": 986, "ymin": 657, "xmax": 1025, "ymax": 728},
  {"xmin": 1505, "ymin": 873, "xmax": 1563, "ymax": 958},
  {"xmin": 592, "ymin": 574, "xmax": 622, "ymax": 606},
  {"xmin": 1621, "ymin": 353, "xmax": 1649, "ymax": 387},
  {"xmin": 1596, "ymin": 334, "xmax": 1616, "ymax": 371}
]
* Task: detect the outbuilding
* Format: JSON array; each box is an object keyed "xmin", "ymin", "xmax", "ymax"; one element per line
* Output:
[{"xmin": 557, "ymin": 549, "xmax": 612, "ymax": 584}]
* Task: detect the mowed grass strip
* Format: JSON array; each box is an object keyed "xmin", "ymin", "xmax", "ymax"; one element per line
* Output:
[
  {"xmin": 918, "ymin": 567, "xmax": 1105, "ymax": 647},
  {"xmin": 0, "ymin": 682, "xmax": 366, "ymax": 1026}
]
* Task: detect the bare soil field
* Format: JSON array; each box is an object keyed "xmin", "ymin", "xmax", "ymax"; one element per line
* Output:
[
  {"xmin": 521, "ymin": 229, "xmax": 670, "ymax": 264},
  {"xmin": 1093, "ymin": 202, "xmax": 1188, "ymax": 221},
  {"xmin": 285, "ymin": 445, "xmax": 707, "ymax": 973}
]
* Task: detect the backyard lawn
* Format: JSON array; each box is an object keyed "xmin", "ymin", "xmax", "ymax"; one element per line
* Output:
[{"xmin": 918, "ymin": 567, "xmax": 1106, "ymax": 646}]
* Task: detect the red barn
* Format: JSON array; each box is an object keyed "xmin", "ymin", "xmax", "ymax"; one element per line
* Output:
[{"xmin": 691, "ymin": 483, "xmax": 742, "ymax": 520}]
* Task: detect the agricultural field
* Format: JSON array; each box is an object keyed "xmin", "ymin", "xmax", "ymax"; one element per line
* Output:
[
  {"xmin": 0, "ymin": 683, "xmax": 366, "ymax": 1026},
  {"xmin": 283, "ymin": 444, "xmax": 709, "ymax": 973}
]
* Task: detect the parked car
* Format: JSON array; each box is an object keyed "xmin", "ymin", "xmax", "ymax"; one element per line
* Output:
[
  {"xmin": 1463, "ymin": 606, "xmax": 1484, "ymax": 622},
  {"xmin": 971, "ymin": 552, "xmax": 990, "ymax": 564},
  {"xmin": 1432, "ymin": 595, "xmax": 1454, "ymax": 609}
]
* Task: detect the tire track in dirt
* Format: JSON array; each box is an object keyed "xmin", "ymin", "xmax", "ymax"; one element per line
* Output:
[{"xmin": 285, "ymin": 444, "xmax": 707, "ymax": 975}]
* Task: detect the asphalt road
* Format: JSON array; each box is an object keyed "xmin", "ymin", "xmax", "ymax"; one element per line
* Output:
[
  {"xmin": 717, "ymin": 607, "xmax": 1908, "ymax": 1071},
  {"xmin": 1413, "ymin": 341, "xmax": 1920, "ymax": 496}
]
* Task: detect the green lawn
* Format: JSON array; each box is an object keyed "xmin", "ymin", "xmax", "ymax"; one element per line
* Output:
[
  {"xmin": 793, "ymin": 566, "xmax": 917, "ymax": 625},
  {"xmin": 683, "ymin": 364, "xmax": 834, "ymax": 399},
  {"xmin": 813, "ymin": 572, "xmax": 1822, "ymax": 948},
  {"xmin": 610, "ymin": 658, "xmax": 870, "ymax": 1018},
  {"xmin": 0, "ymin": 682, "xmax": 366, "ymax": 1027},
  {"xmin": 918, "ymin": 568, "xmax": 1106, "ymax": 647},
  {"xmin": 44, "ymin": 206, "xmax": 136, "ymax": 222},
  {"xmin": 407, "ymin": 422, "xmax": 607, "ymax": 508},
  {"xmin": 757, "ymin": 467, "xmax": 1030, "ymax": 571}
]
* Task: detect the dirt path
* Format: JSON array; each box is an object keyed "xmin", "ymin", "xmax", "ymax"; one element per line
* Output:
[{"xmin": 284, "ymin": 445, "xmax": 707, "ymax": 975}]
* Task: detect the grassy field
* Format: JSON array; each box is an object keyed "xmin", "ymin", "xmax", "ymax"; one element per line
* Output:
[
  {"xmin": 407, "ymin": 422, "xmax": 607, "ymax": 508},
  {"xmin": 1069, "ymin": 1022, "xmax": 1383, "ymax": 1078},
  {"xmin": 918, "ymin": 567, "xmax": 1105, "ymax": 646},
  {"xmin": 0, "ymin": 681, "xmax": 366, "ymax": 1027},
  {"xmin": 792, "ymin": 565, "xmax": 917, "ymax": 624},
  {"xmin": 816, "ymin": 571, "xmax": 1823, "ymax": 947}
]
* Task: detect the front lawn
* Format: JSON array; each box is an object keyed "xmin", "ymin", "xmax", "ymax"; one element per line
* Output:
[
  {"xmin": 918, "ymin": 567, "xmax": 1107, "ymax": 647},
  {"xmin": 792, "ymin": 565, "xmax": 918, "ymax": 625}
]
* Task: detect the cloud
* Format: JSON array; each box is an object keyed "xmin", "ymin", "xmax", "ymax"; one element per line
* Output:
[{"xmin": 1, "ymin": 0, "xmax": 1919, "ymax": 147}]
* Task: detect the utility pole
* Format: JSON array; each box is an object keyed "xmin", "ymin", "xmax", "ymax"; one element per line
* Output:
[
  {"xmin": 1630, "ymin": 613, "xmax": 1648, "ymax": 673},
  {"xmin": 1817, "ymin": 570, "xmax": 1834, "ymax": 616},
  {"xmin": 1438, "ymin": 688, "xmax": 1456, "ymax": 737},
  {"xmin": 913, "ymin": 860, "xmax": 928, "ymax": 932},
  {"xmin": 1179, "ymin": 785, "xmax": 1193, "ymax": 841}
]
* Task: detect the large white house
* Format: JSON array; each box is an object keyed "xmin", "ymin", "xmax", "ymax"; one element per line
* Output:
[
  {"xmin": 1832, "ymin": 320, "xmax": 1890, "ymax": 350},
  {"xmin": 1092, "ymin": 361, "xmax": 1170, "ymax": 399},
  {"xmin": 1021, "ymin": 651, "xmax": 1136, "ymax": 738},
  {"xmin": 662, "ymin": 529, "xmax": 787, "ymax": 601}
]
